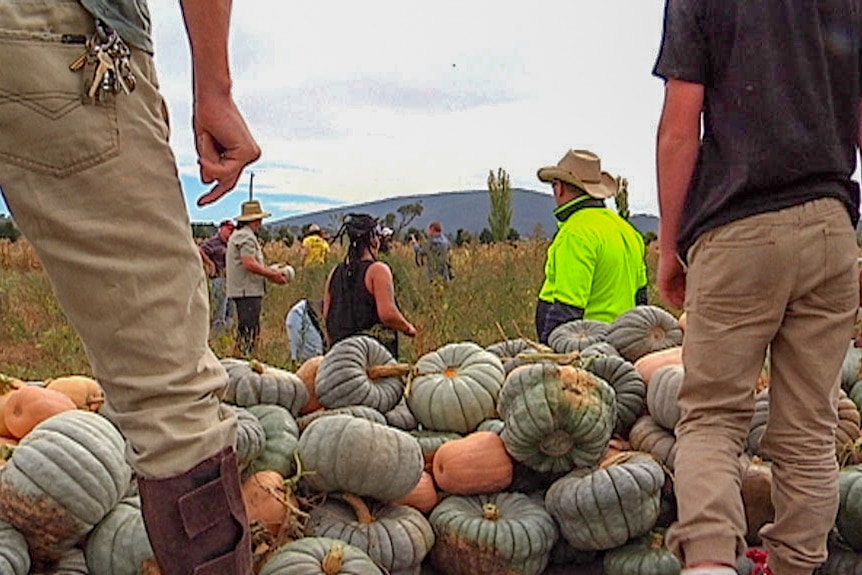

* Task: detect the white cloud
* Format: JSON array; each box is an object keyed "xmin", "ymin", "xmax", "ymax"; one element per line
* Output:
[{"xmin": 149, "ymin": 0, "xmax": 670, "ymax": 221}]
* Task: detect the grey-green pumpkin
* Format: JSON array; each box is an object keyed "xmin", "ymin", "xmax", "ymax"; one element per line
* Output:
[
  {"xmin": 0, "ymin": 410, "xmax": 132, "ymax": 562},
  {"xmin": 605, "ymin": 305, "xmax": 683, "ymax": 363},
  {"xmin": 837, "ymin": 465, "xmax": 862, "ymax": 551},
  {"xmin": 629, "ymin": 415, "xmax": 677, "ymax": 470},
  {"xmin": 315, "ymin": 336, "xmax": 406, "ymax": 413},
  {"xmin": 31, "ymin": 548, "xmax": 89, "ymax": 574},
  {"xmin": 222, "ymin": 358, "xmax": 309, "ymax": 416},
  {"xmin": 548, "ymin": 319, "xmax": 610, "ymax": 354},
  {"xmin": 646, "ymin": 364, "xmax": 684, "ymax": 432},
  {"xmin": 298, "ymin": 414, "xmax": 423, "ymax": 501},
  {"xmin": 581, "ymin": 351, "xmax": 646, "ymax": 436},
  {"xmin": 234, "ymin": 406, "xmax": 267, "ymax": 472},
  {"xmin": 385, "ymin": 398, "xmax": 418, "ymax": 430},
  {"xmin": 429, "ymin": 491, "xmax": 558, "ymax": 575},
  {"xmin": 297, "ymin": 404, "xmax": 387, "ymax": 433},
  {"xmin": 84, "ymin": 496, "xmax": 154, "ymax": 575},
  {"xmin": 0, "ymin": 519, "xmax": 29, "ymax": 575},
  {"xmin": 407, "ymin": 342, "xmax": 505, "ymax": 433},
  {"xmin": 246, "ymin": 404, "xmax": 300, "ymax": 477},
  {"xmin": 603, "ymin": 532, "xmax": 681, "ymax": 575},
  {"xmin": 545, "ymin": 452, "xmax": 665, "ymax": 551},
  {"xmin": 308, "ymin": 493, "xmax": 435, "ymax": 575},
  {"xmin": 498, "ymin": 363, "xmax": 616, "ymax": 474},
  {"xmin": 258, "ymin": 536, "xmax": 383, "ymax": 575}
]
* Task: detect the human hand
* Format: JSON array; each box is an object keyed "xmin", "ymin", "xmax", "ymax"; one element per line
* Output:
[
  {"xmin": 193, "ymin": 94, "xmax": 261, "ymax": 207},
  {"xmin": 404, "ymin": 324, "xmax": 417, "ymax": 338},
  {"xmin": 269, "ymin": 270, "xmax": 288, "ymax": 285},
  {"xmin": 657, "ymin": 251, "xmax": 686, "ymax": 310},
  {"xmin": 204, "ymin": 261, "xmax": 216, "ymax": 278}
]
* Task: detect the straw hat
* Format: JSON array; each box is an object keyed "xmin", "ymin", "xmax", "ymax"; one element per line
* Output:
[
  {"xmin": 236, "ymin": 200, "xmax": 272, "ymax": 222},
  {"xmin": 537, "ymin": 149, "xmax": 618, "ymax": 199}
]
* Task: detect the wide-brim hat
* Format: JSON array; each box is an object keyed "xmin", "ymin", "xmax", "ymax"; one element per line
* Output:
[
  {"xmin": 537, "ymin": 149, "xmax": 618, "ymax": 199},
  {"xmin": 236, "ymin": 200, "xmax": 271, "ymax": 222}
]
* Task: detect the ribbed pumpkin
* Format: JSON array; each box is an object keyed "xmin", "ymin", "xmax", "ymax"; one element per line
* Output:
[
  {"xmin": 33, "ymin": 547, "xmax": 91, "ymax": 574},
  {"xmin": 746, "ymin": 390, "xmax": 770, "ymax": 457},
  {"xmin": 241, "ymin": 470, "xmax": 297, "ymax": 538},
  {"xmin": 410, "ymin": 430, "xmax": 463, "ymax": 473},
  {"xmin": 841, "ymin": 341, "xmax": 862, "ymax": 393},
  {"xmin": 548, "ymin": 319, "xmax": 610, "ymax": 353},
  {"xmin": 234, "ymin": 406, "xmax": 267, "ymax": 472},
  {"xmin": 258, "ymin": 536, "xmax": 383, "ymax": 575},
  {"xmin": 0, "ymin": 375, "xmax": 24, "ymax": 438},
  {"xmin": 385, "ymin": 398, "xmax": 418, "ymax": 430},
  {"xmin": 477, "ymin": 418, "xmax": 505, "ymax": 434},
  {"xmin": 298, "ymin": 415, "xmax": 423, "ymax": 501},
  {"xmin": 837, "ymin": 464, "xmax": 862, "ymax": 551},
  {"xmin": 815, "ymin": 539, "xmax": 862, "ymax": 575},
  {"xmin": 545, "ymin": 452, "xmax": 665, "ymax": 551},
  {"xmin": 297, "ymin": 404, "xmax": 386, "ymax": 433},
  {"xmin": 222, "ymin": 359, "xmax": 309, "ymax": 417},
  {"xmin": 485, "ymin": 338, "xmax": 533, "ymax": 360},
  {"xmin": 0, "ymin": 410, "xmax": 132, "ymax": 561},
  {"xmin": 246, "ymin": 404, "xmax": 299, "ymax": 477},
  {"xmin": 429, "ymin": 491, "xmax": 558, "ymax": 575},
  {"xmin": 498, "ymin": 363, "xmax": 616, "ymax": 473},
  {"xmin": 394, "ymin": 471, "xmax": 440, "ymax": 513},
  {"xmin": 44, "ymin": 375, "xmax": 105, "ymax": 412},
  {"xmin": 629, "ymin": 415, "xmax": 678, "ymax": 470},
  {"xmin": 603, "ymin": 532, "xmax": 681, "ymax": 575},
  {"xmin": 314, "ymin": 336, "xmax": 406, "ymax": 413},
  {"xmin": 84, "ymin": 496, "xmax": 154, "ymax": 575},
  {"xmin": 850, "ymin": 379, "xmax": 862, "ymax": 413},
  {"xmin": 407, "ymin": 342, "xmax": 505, "ymax": 434},
  {"xmin": 646, "ymin": 364, "xmax": 683, "ymax": 432},
  {"xmin": 295, "ymin": 355, "xmax": 324, "ymax": 414},
  {"xmin": 634, "ymin": 347, "xmax": 683, "ymax": 388},
  {"xmin": 3, "ymin": 385, "xmax": 77, "ymax": 439},
  {"xmin": 605, "ymin": 305, "xmax": 683, "ymax": 363},
  {"xmin": 581, "ymin": 351, "xmax": 646, "ymax": 436},
  {"xmin": 741, "ymin": 455, "xmax": 773, "ymax": 545},
  {"xmin": 0, "ymin": 519, "xmax": 29, "ymax": 575},
  {"xmin": 309, "ymin": 493, "xmax": 435, "ymax": 575},
  {"xmin": 432, "ymin": 431, "xmax": 513, "ymax": 495}
]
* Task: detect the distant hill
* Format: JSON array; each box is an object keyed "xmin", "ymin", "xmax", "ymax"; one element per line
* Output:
[{"xmin": 268, "ymin": 189, "xmax": 658, "ymax": 238}]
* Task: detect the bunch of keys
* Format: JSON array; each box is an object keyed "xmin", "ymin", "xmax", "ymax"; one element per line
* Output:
[{"xmin": 69, "ymin": 19, "xmax": 136, "ymax": 101}]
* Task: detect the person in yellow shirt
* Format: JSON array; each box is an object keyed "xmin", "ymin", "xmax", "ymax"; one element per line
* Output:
[{"xmin": 301, "ymin": 224, "xmax": 330, "ymax": 266}]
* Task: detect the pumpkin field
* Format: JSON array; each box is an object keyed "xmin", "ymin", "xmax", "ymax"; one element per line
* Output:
[{"xmin": 2, "ymin": 237, "xmax": 862, "ymax": 574}]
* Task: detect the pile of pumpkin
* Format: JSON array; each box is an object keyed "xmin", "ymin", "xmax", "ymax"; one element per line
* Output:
[{"xmin": 2, "ymin": 304, "xmax": 862, "ymax": 574}]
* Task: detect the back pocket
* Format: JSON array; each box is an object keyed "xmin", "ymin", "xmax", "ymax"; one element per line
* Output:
[{"xmin": 0, "ymin": 32, "xmax": 119, "ymax": 177}]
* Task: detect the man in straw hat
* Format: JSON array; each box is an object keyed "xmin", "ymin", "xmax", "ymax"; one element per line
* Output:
[
  {"xmin": 535, "ymin": 149, "xmax": 647, "ymax": 343},
  {"xmin": 654, "ymin": 1, "xmax": 861, "ymax": 574},
  {"xmin": 0, "ymin": 0, "xmax": 261, "ymax": 571},
  {"xmin": 227, "ymin": 200, "xmax": 288, "ymax": 357}
]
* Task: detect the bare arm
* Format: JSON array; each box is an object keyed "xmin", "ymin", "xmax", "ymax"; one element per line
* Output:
[
  {"xmin": 656, "ymin": 78, "xmax": 704, "ymax": 309},
  {"xmin": 179, "ymin": 0, "xmax": 261, "ymax": 206},
  {"xmin": 366, "ymin": 263, "xmax": 417, "ymax": 337},
  {"xmin": 198, "ymin": 247, "xmax": 216, "ymax": 278},
  {"xmin": 240, "ymin": 256, "xmax": 286, "ymax": 284}
]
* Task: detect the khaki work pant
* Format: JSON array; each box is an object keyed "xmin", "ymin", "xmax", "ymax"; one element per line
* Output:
[
  {"xmin": 667, "ymin": 198, "xmax": 859, "ymax": 575},
  {"xmin": 0, "ymin": 0, "xmax": 235, "ymax": 478}
]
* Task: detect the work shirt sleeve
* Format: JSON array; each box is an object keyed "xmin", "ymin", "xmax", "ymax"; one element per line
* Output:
[
  {"xmin": 550, "ymin": 227, "xmax": 597, "ymax": 310},
  {"xmin": 237, "ymin": 233, "xmax": 259, "ymax": 261}
]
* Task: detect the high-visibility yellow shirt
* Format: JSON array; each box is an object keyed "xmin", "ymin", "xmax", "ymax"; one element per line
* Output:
[
  {"xmin": 539, "ymin": 196, "xmax": 647, "ymax": 323},
  {"xmin": 302, "ymin": 234, "xmax": 330, "ymax": 266}
]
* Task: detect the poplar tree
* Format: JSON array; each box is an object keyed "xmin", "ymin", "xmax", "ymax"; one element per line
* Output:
[{"xmin": 487, "ymin": 168, "xmax": 513, "ymax": 242}]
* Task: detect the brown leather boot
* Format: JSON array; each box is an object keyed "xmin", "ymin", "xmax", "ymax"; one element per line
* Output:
[{"xmin": 137, "ymin": 447, "xmax": 253, "ymax": 575}]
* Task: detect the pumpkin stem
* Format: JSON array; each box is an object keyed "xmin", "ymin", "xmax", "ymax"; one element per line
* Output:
[
  {"xmin": 366, "ymin": 363, "xmax": 413, "ymax": 380},
  {"xmin": 321, "ymin": 542, "xmax": 345, "ymax": 575},
  {"xmin": 649, "ymin": 531, "xmax": 665, "ymax": 550},
  {"xmin": 598, "ymin": 450, "xmax": 642, "ymax": 469},
  {"xmin": 0, "ymin": 443, "xmax": 15, "ymax": 461},
  {"xmin": 249, "ymin": 359, "xmax": 266, "ymax": 374},
  {"xmin": 0, "ymin": 374, "xmax": 22, "ymax": 396},
  {"xmin": 482, "ymin": 503, "xmax": 499, "ymax": 521},
  {"xmin": 338, "ymin": 492, "xmax": 375, "ymax": 524}
]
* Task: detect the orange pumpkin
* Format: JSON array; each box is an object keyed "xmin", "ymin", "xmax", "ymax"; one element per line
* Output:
[
  {"xmin": 241, "ymin": 470, "xmax": 296, "ymax": 538},
  {"xmin": 634, "ymin": 346, "xmax": 683, "ymax": 386},
  {"xmin": 0, "ymin": 375, "xmax": 24, "ymax": 438},
  {"xmin": 394, "ymin": 471, "xmax": 439, "ymax": 513},
  {"xmin": 678, "ymin": 312, "xmax": 687, "ymax": 332},
  {"xmin": 3, "ymin": 386, "xmax": 77, "ymax": 439},
  {"xmin": 295, "ymin": 356, "xmax": 324, "ymax": 415},
  {"xmin": 45, "ymin": 375, "xmax": 105, "ymax": 412},
  {"xmin": 432, "ymin": 431, "xmax": 513, "ymax": 495}
]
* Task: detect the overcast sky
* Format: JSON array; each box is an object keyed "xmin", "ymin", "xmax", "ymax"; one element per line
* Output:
[{"xmin": 158, "ymin": 1, "xmax": 671, "ymax": 222}]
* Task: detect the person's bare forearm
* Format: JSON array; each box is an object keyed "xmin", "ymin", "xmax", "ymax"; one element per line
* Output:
[{"xmin": 179, "ymin": 0, "xmax": 232, "ymax": 99}]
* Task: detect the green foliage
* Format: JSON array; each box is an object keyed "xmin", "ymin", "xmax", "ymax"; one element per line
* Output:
[
  {"xmin": 643, "ymin": 230, "xmax": 657, "ymax": 245},
  {"xmin": 274, "ymin": 226, "xmax": 295, "ymax": 246},
  {"xmin": 614, "ymin": 176, "xmax": 630, "ymax": 221},
  {"xmin": 394, "ymin": 202, "xmax": 424, "ymax": 237},
  {"xmin": 507, "ymin": 227, "xmax": 521, "ymax": 241},
  {"xmin": 479, "ymin": 228, "xmax": 494, "ymax": 244},
  {"xmin": 0, "ymin": 219, "xmax": 21, "ymax": 242},
  {"xmin": 455, "ymin": 229, "xmax": 474, "ymax": 246},
  {"xmin": 487, "ymin": 167, "xmax": 513, "ymax": 242}
]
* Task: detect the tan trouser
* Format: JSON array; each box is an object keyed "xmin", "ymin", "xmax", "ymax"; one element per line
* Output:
[
  {"xmin": 667, "ymin": 198, "xmax": 858, "ymax": 575},
  {"xmin": 0, "ymin": 0, "xmax": 235, "ymax": 478}
]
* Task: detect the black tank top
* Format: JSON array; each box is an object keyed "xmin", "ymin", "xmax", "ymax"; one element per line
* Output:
[{"xmin": 327, "ymin": 260, "xmax": 398, "ymax": 357}]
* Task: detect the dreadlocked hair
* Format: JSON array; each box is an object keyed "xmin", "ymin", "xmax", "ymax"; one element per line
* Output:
[{"xmin": 332, "ymin": 213, "xmax": 379, "ymax": 264}]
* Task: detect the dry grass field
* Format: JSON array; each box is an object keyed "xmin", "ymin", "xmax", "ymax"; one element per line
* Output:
[{"xmin": 0, "ymin": 237, "xmax": 661, "ymax": 380}]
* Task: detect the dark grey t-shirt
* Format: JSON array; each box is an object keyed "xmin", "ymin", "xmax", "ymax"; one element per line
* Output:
[
  {"xmin": 80, "ymin": 0, "xmax": 152, "ymax": 53},
  {"xmin": 654, "ymin": 0, "xmax": 862, "ymax": 260}
]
